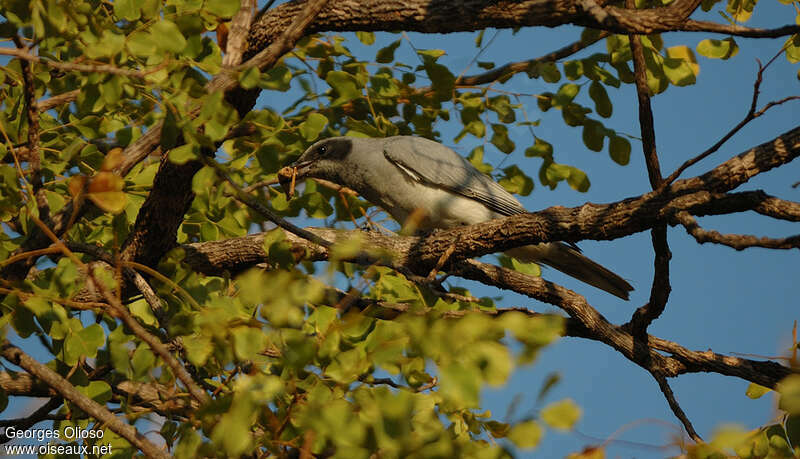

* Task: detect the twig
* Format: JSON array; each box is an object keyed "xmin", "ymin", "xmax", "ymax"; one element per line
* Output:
[
  {"xmin": 674, "ymin": 211, "xmax": 800, "ymax": 250},
  {"xmin": 663, "ymin": 49, "xmax": 798, "ymax": 186},
  {"xmin": 0, "ymin": 47, "xmax": 156, "ymax": 78},
  {"xmin": 680, "ymin": 20, "xmax": 800, "ymax": 38},
  {"xmin": 0, "ymin": 342, "xmax": 169, "ymax": 459},
  {"xmin": 653, "ymin": 373, "xmax": 702, "ymax": 442},
  {"xmin": 417, "ymin": 32, "xmax": 609, "ymax": 92}
]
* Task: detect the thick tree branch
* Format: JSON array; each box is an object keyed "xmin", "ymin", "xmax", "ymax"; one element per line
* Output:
[
  {"xmin": 0, "ymin": 343, "xmax": 169, "ymax": 459},
  {"xmin": 223, "ymin": 0, "xmax": 258, "ymax": 68},
  {"xmin": 247, "ymin": 0, "xmax": 795, "ymax": 53}
]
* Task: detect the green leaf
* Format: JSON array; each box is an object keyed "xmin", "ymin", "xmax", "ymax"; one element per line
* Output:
[
  {"xmin": 786, "ymin": 414, "xmax": 800, "ymax": 449},
  {"xmin": 588, "ymin": 81, "xmax": 612, "ymax": 118},
  {"xmin": 566, "ymin": 167, "xmax": 590, "ymax": 192},
  {"xmin": 232, "ymin": 326, "xmax": 268, "ymax": 361},
  {"xmin": 663, "ymin": 57, "xmax": 697, "ymax": 86},
  {"xmin": 746, "ymin": 382, "xmax": 771, "ymax": 399},
  {"xmin": 114, "ymin": 0, "xmax": 142, "ymax": 21},
  {"xmin": 786, "ymin": 35, "xmax": 800, "ymax": 64},
  {"xmin": 238, "ymin": 67, "xmax": 261, "ymax": 90},
  {"xmin": 184, "ymin": 334, "xmax": 213, "ymax": 367},
  {"xmin": 526, "ymin": 138, "xmax": 553, "ymax": 159},
  {"xmin": 498, "ymin": 165, "xmax": 533, "ymax": 196},
  {"xmin": 64, "ymin": 324, "xmax": 105, "ymax": 366},
  {"xmin": 152, "ymin": 20, "xmax": 187, "ymax": 53},
  {"xmin": 131, "ymin": 343, "xmax": 156, "ymax": 380},
  {"xmin": 778, "ymin": 375, "xmax": 800, "ymax": 414},
  {"xmin": 541, "ymin": 398, "xmax": 582, "ymax": 431},
  {"xmin": 553, "ymin": 84, "xmax": 580, "ymax": 108},
  {"xmin": 609, "ymin": 135, "xmax": 631, "ymax": 165},
  {"xmin": 260, "ymin": 66, "xmax": 292, "ymax": 91},
  {"xmin": 206, "ymin": 0, "xmax": 241, "ymax": 18},
  {"xmin": 697, "ymin": 38, "xmax": 739, "ymax": 59},
  {"xmin": 130, "ymin": 298, "xmax": 159, "ymax": 326},
  {"xmin": 169, "ymin": 144, "xmax": 199, "ymax": 164},
  {"xmin": 537, "ymin": 372, "xmax": 562, "ymax": 402},
  {"xmin": 488, "ymin": 95, "xmax": 515, "ymax": 123},
  {"xmin": 507, "ymin": 421, "xmax": 543, "ymax": 449},
  {"xmin": 440, "ymin": 363, "xmax": 481, "ymax": 408},
  {"xmin": 325, "ymin": 70, "xmax": 362, "ymax": 105},
  {"xmin": 564, "ymin": 60, "xmax": 584, "ymax": 80},
  {"xmin": 424, "ymin": 61, "xmax": 456, "ymax": 101},
  {"xmin": 298, "ymin": 113, "xmax": 328, "ymax": 142},
  {"xmin": 356, "ymin": 31, "xmax": 375, "ymax": 45},
  {"xmin": 376, "ymin": 40, "xmax": 401, "ymax": 63},
  {"xmin": 127, "ymin": 30, "xmax": 158, "ymax": 57},
  {"xmin": 582, "ymin": 120, "xmax": 605, "ymax": 152},
  {"xmin": 509, "ymin": 257, "xmax": 541, "ymax": 276},
  {"xmin": 490, "ymin": 124, "xmax": 515, "ymax": 154},
  {"xmin": 78, "ymin": 381, "xmax": 113, "ymax": 404}
]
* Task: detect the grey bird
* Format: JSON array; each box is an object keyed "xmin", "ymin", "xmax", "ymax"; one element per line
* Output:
[{"xmin": 279, "ymin": 136, "xmax": 633, "ymax": 300}]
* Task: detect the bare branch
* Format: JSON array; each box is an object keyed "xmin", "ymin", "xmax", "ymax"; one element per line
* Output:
[
  {"xmin": 428, "ymin": 32, "xmax": 610, "ymax": 90},
  {"xmin": 664, "ymin": 52, "xmax": 800, "ymax": 186},
  {"xmin": 0, "ymin": 342, "xmax": 169, "ymax": 459},
  {"xmin": 681, "ymin": 20, "xmax": 800, "ymax": 37},
  {"xmin": 0, "ymin": 47, "xmax": 155, "ymax": 78},
  {"xmin": 674, "ymin": 211, "xmax": 800, "ymax": 250},
  {"xmin": 626, "ymin": 7, "xmax": 672, "ymax": 339},
  {"xmin": 653, "ymin": 374, "xmax": 702, "ymax": 442}
]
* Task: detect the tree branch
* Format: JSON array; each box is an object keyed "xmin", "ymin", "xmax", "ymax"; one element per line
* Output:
[
  {"xmin": 674, "ymin": 211, "xmax": 800, "ymax": 250},
  {"xmin": 223, "ymin": 0, "xmax": 257, "ymax": 68},
  {"xmin": 15, "ymin": 37, "xmax": 48, "ymax": 224},
  {"xmin": 626, "ymin": 6, "xmax": 672, "ymax": 340},
  {"xmin": 0, "ymin": 343, "xmax": 169, "ymax": 459},
  {"xmin": 663, "ymin": 51, "xmax": 798, "ymax": 186},
  {"xmin": 0, "ymin": 46, "xmax": 155, "ymax": 78},
  {"xmin": 653, "ymin": 373, "xmax": 702, "ymax": 442}
]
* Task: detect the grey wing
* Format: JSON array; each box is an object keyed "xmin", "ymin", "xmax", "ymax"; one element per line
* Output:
[{"xmin": 382, "ymin": 136, "xmax": 527, "ymax": 216}]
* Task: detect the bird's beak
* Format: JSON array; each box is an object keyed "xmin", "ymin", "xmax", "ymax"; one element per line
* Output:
[{"xmin": 277, "ymin": 159, "xmax": 313, "ymax": 199}]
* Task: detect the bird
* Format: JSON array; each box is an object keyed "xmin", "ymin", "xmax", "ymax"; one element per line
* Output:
[{"xmin": 278, "ymin": 135, "xmax": 633, "ymax": 300}]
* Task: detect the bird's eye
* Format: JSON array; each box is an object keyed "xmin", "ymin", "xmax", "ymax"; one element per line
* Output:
[{"xmin": 317, "ymin": 145, "xmax": 328, "ymax": 155}]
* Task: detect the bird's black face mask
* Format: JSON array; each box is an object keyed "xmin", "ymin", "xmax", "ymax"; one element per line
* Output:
[{"xmin": 277, "ymin": 137, "xmax": 353, "ymax": 198}]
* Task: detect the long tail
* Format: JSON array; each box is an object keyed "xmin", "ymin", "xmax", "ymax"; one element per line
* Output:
[{"xmin": 506, "ymin": 242, "xmax": 633, "ymax": 300}]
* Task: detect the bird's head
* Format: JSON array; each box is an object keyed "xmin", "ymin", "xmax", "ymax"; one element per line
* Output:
[{"xmin": 278, "ymin": 137, "xmax": 353, "ymax": 197}]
